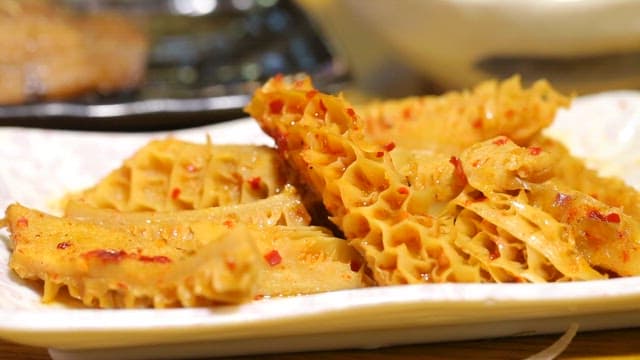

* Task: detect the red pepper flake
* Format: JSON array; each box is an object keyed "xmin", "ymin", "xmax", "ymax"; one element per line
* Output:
[
  {"xmin": 83, "ymin": 249, "xmax": 128, "ymax": 263},
  {"xmin": 585, "ymin": 232, "xmax": 605, "ymax": 248},
  {"xmin": 449, "ymin": 156, "xmax": 468, "ymax": 187},
  {"xmin": 623, "ymin": 250, "xmax": 630, "ymax": 263},
  {"xmin": 223, "ymin": 219, "xmax": 235, "ymax": 228},
  {"xmin": 294, "ymin": 79, "xmax": 306, "ymax": 88},
  {"xmin": 402, "ymin": 107, "xmax": 412, "ymax": 120},
  {"xmin": 384, "ymin": 142, "xmax": 396, "ymax": 152},
  {"xmin": 472, "ymin": 118, "xmax": 483, "ymax": 129},
  {"xmin": 269, "ymin": 99, "xmax": 284, "ymax": 114},
  {"xmin": 273, "ymin": 73, "xmax": 283, "ymax": 82},
  {"xmin": 16, "ymin": 216, "xmax": 29, "ymax": 228},
  {"xmin": 56, "ymin": 242, "xmax": 71, "ymax": 250},
  {"xmin": 171, "ymin": 187, "xmax": 181, "ymax": 200},
  {"xmin": 492, "ymin": 137, "xmax": 508, "ymax": 146},
  {"xmin": 553, "ymin": 192, "xmax": 571, "ymax": 207},
  {"xmin": 306, "ymin": 90, "xmax": 319, "ymax": 99},
  {"xmin": 247, "ymin": 176, "xmax": 262, "ymax": 190},
  {"xmin": 588, "ymin": 209, "xmax": 621, "ymax": 224},
  {"xmin": 528, "ymin": 146, "xmax": 542, "ymax": 156},
  {"xmin": 376, "ymin": 151, "xmax": 384, "ymax": 158},
  {"xmin": 264, "ymin": 249, "xmax": 282, "ymax": 266},
  {"xmin": 472, "ymin": 159, "xmax": 482, "ymax": 168},
  {"xmin": 346, "ymin": 107, "xmax": 357, "ymax": 120},
  {"xmin": 504, "ymin": 109, "xmax": 515, "ymax": 118},
  {"xmin": 398, "ymin": 187, "xmax": 409, "ymax": 195},
  {"xmin": 588, "ymin": 209, "xmax": 605, "ymax": 221},
  {"xmin": 606, "ymin": 212, "xmax": 621, "ymax": 223},
  {"xmin": 225, "ymin": 258, "xmax": 237, "ymax": 271},
  {"xmin": 138, "ymin": 255, "xmax": 172, "ymax": 264}
]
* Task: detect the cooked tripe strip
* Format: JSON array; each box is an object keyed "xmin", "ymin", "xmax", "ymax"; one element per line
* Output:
[
  {"xmin": 454, "ymin": 191, "xmax": 604, "ymax": 282},
  {"xmin": 531, "ymin": 135, "xmax": 640, "ymax": 220},
  {"xmin": 252, "ymin": 226, "xmax": 369, "ymax": 297},
  {"xmin": 65, "ymin": 185, "xmax": 310, "ymax": 228},
  {"xmin": 454, "ymin": 136, "xmax": 640, "ymax": 279},
  {"xmin": 453, "ymin": 137, "xmax": 604, "ymax": 281},
  {"xmin": 67, "ymin": 139, "xmax": 289, "ymax": 211},
  {"xmin": 5, "ymin": 202, "xmax": 368, "ymax": 306},
  {"xmin": 527, "ymin": 182, "xmax": 640, "ymax": 277},
  {"xmin": 66, "ymin": 189, "xmax": 368, "ymax": 297},
  {"xmin": 358, "ymin": 75, "xmax": 570, "ymax": 154},
  {"xmin": 247, "ymin": 75, "xmax": 490, "ymax": 285},
  {"xmin": 6, "ymin": 204, "xmax": 260, "ymax": 308}
]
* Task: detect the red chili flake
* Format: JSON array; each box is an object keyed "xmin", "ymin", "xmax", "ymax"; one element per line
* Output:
[
  {"xmin": 472, "ymin": 159, "xmax": 482, "ymax": 168},
  {"xmin": 504, "ymin": 109, "xmax": 515, "ymax": 118},
  {"xmin": 553, "ymin": 192, "xmax": 571, "ymax": 207},
  {"xmin": 294, "ymin": 79, "xmax": 306, "ymax": 88},
  {"xmin": 171, "ymin": 187, "xmax": 181, "ymax": 200},
  {"xmin": 264, "ymin": 249, "xmax": 282, "ymax": 266},
  {"xmin": 346, "ymin": 107, "xmax": 357, "ymax": 120},
  {"xmin": 449, "ymin": 156, "xmax": 468, "ymax": 187},
  {"xmin": 223, "ymin": 219, "xmax": 235, "ymax": 228},
  {"xmin": 306, "ymin": 90, "xmax": 319, "ymax": 99},
  {"xmin": 269, "ymin": 99, "xmax": 284, "ymax": 114},
  {"xmin": 83, "ymin": 249, "xmax": 128, "ymax": 263},
  {"xmin": 588, "ymin": 209, "xmax": 621, "ymax": 224},
  {"xmin": 528, "ymin": 146, "xmax": 542, "ymax": 156},
  {"xmin": 273, "ymin": 73, "xmax": 284, "ymax": 82},
  {"xmin": 402, "ymin": 107, "xmax": 412, "ymax": 120},
  {"xmin": 185, "ymin": 163, "xmax": 198, "ymax": 173},
  {"xmin": 138, "ymin": 255, "xmax": 172, "ymax": 264},
  {"xmin": 384, "ymin": 142, "xmax": 396, "ymax": 152},
  {"xmin": 350, "ymin": 259, "xmax": 362, "ymax": 272},
  {"xmin": 606, "ymin": 213, "xmax": 621, "ymax": 223},
  {"xmin": 16, "ymin": 216, "xmax": 28, "ymax": 228},
  {"xmin": 492, "ymin": 137, "xmax": 508, "ymax": 146},
  {"xmin": 376, "ymin": 151, "xmax": 384, "ymax": 158},
  {"xmin": 472, "ymin": 118, "xmax": 483, "ymax": 129},
  {"xmin": 623, "ymin": 250, "xmax": 630, "ymax": 263},
  {"xmin": 588, "ymin": 209, "xmax": 605, "ymax": 221},
  {"xmin": 56, "ymin": 242, "xmax": 71, "ymax": 250},
  {"xmin": 585, "ymin": 232, "xmax": 605, "ymax": 248},
  {"xmin": 225, "ymin": 258, "xmax": 237, "ymax": 271},
  {"xmin": 247, "ymin": 176, "xmax": 262, "ymax": 190},
  {"xmin": 398, "ymin": 187, "xmax": 409, "ymax": 195}
]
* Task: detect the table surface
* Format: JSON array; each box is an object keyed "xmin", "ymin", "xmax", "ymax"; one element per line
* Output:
[{"xmin": 2, "ymin": 327, "xmax": 640, "ymax": 360}]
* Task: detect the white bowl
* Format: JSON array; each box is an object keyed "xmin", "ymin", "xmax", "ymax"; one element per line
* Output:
[{"xmin": 299, "ymin": 0, "xmax": 640, "ymax": 94}]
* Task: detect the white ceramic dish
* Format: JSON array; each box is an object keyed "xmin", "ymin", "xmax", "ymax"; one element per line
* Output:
[
  {"xmin": 2, "ymin": 91, "xmax": 640, "ymax": 360},
  {"xmin": 299, "ymin": 0, "xmax": 640, "ymax": 94}
]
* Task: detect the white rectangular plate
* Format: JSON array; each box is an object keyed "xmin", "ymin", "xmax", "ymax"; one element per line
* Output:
[{"xmin": 3, "ymin": 91, "xmax": 640, "ymax": 360}]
